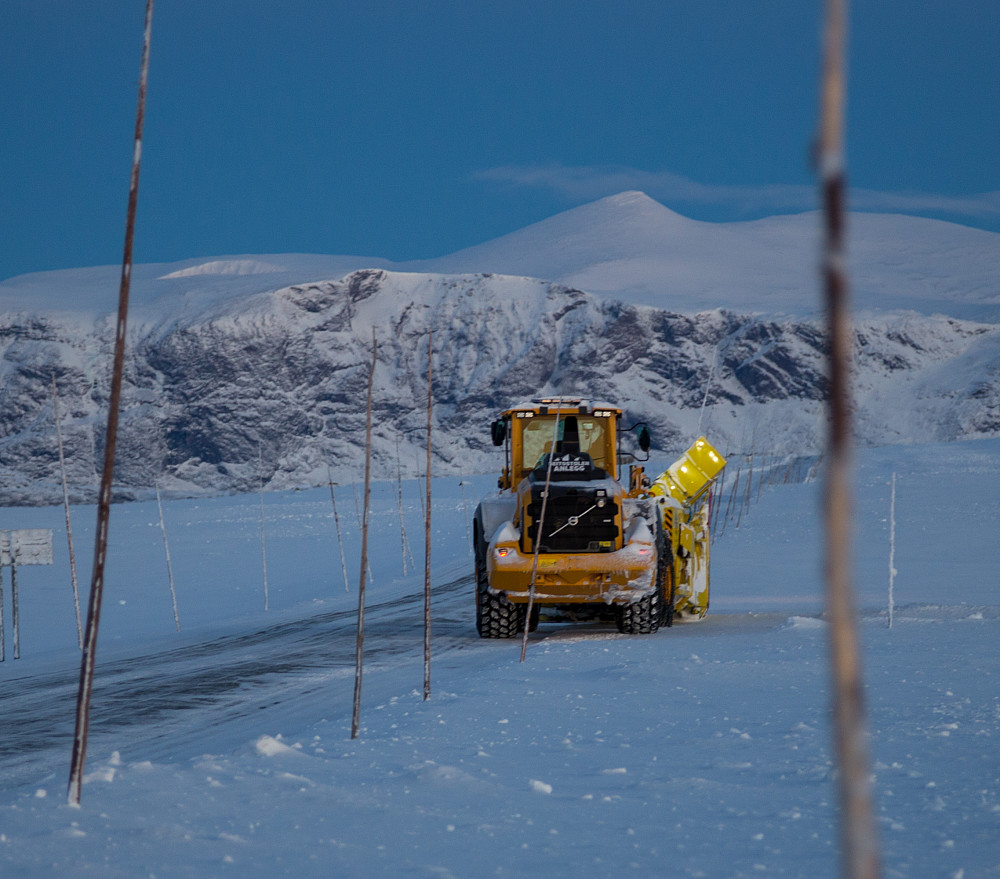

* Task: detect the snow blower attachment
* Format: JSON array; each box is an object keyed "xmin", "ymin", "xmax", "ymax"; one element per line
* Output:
[{"xmin": 473, "ymin": 398, "xmax": 726, "ymax": 637}]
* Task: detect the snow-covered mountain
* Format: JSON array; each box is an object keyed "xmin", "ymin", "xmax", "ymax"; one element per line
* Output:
[
  {"xmin": 1, "ymin": 193, "xmax": 998, "ymax": 505},
  {"xmin": 4, "ymin": 192, "xmax": 998, "ymax": 320}
]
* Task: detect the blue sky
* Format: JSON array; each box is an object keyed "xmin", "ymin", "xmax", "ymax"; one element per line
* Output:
[{"xmin": 2, "ymin": 1, "xmax": 998, "ymax": 281}]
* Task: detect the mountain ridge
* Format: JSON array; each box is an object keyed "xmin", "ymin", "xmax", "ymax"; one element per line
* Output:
[
  {"xmin": 3, "ymin": 191, "xmax": 998, "ymax": 321},
  {"xmin": 2, "ymin": 193, "xmax": 999, "ymax": 504},
  {"xmin": 3, "ymin": 268, "xmax": 999, "ymax": 506}
]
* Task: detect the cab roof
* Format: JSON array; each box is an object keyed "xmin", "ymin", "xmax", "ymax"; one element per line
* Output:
[{"xmin": 503, "ymin": 398, "xmax": 622, "ymax": 417}]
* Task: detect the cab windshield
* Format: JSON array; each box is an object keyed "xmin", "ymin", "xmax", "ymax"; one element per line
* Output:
[{"xmin": 520, "ymin": 414, "xmax": 611, "ymax": 475}]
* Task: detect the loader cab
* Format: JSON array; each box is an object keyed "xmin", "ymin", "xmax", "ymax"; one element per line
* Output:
[{"xmin": 492, "ymin": 399, "xmax": 622, "ymax": 490}]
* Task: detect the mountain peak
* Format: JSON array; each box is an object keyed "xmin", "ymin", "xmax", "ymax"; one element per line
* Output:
[
  {"xmin": 417, "ymin": 192, "xmax": 693, "ymax": 283},
  {"xmin": 532, "ymin": 190, "xmax": 691, "ymax": 231}
]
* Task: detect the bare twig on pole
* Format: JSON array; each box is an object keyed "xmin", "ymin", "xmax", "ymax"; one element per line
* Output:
[
  {"xmin": 68, "ymin": 0, "xmax": 154, "ymax": 807},
  {"xmin": 818, "ymin": 0, "xmax": 880, "ymax": 876},
  {"xmin": 327, "ymin": 467, "xmax": 350, "ymax": 593},
  {"xmin": 155, "ymin": 482, "xmax": 180, "ymax": 631},
  {"xmin": 423, "ymin": 331, "xmax": 433, "ymax": 701},
  {"xmin": 352, "ymin": 330, "xmax": 377, "ymax": 739},
  {"xmin": 53, "ymin": 374, "xmax": 83, "ymax": 648}
]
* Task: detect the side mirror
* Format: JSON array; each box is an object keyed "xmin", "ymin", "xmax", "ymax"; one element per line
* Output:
[
  {"xmin": 638, "ymin": 425, "xmax": 651, "ymax": 452},
  {"xmin": 490, "ymin": 419, "xmax": 507, "ymax": 447}
]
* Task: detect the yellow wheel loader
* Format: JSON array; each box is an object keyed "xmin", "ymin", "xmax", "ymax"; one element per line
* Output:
[{"xmin": 473, "ymin": 398, "xmax": 725, "ymax": 637}]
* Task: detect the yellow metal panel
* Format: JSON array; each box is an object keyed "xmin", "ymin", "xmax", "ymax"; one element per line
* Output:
[
  {"xmin": 686, "ymin": 437, "xmax": 726, "ymax": 481},
  {"xmin": 662, "ymin": 436, "xmax": 727, "ymax": 503}
]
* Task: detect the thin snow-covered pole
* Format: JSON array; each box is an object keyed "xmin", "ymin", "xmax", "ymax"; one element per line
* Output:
[
  {"xmin": 327, "ymin": 468, "xmax": 350, "ymax": 593},
  {"xmin": 53, "ymin": 375, "xmax": 83, "ymax": 648},
  {"xmin": 521, "ymin": 404, "xmax": 563, "ymax": 662},
  {"xmin": 11, "ymin": 563, "xmax": 20, "ymax": 660},
  {"xmin": 459, "ymin": 481, "xmax": 472, "ymax": 556},
  {"xmin": 722, "ymin": 458, "xmax": 742, "ymax": 534},
  {"xmin": 888, "ymin": 473, "xmax": 897, "ymax": 629},
  {"xmin": 395, "ymin": 439, "xmax": 415, "ymax": 574},
  {"xmin": 352, "ymin": 330, "xmax": 377, "ymax": 739},
  {"xmin": 155, "ymin": 482, "xmax": 181, "ymax": 631},
  {"xmin": 696, "ymin": 345, "xmax": 718, "ymax": 436},
  {"xmin": 423, "ymin": 331, "xmax": 433, "ymax": 701},
  {"xmin": 258, "ymin": 445, "xmax": 269, "ymax": 612},
  {"xmin": 711, "ymin": 465, "xmax": 727, "ymax": 539},
  {"xmin": 68, "ymin": 0, "xmax": 154, "ymax": 807},
  {"xmin": 818, "ymin": 0, "xmax": 880, "ymax": 875},
  {"xmin": 416, "ymin": 458, "xmax": 426, "ymax": 522}
]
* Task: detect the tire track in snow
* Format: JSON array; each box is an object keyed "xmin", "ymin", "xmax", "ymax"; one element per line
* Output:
[{"xmin": 0, "ymin": 571, "xmax": 473, "ymax": 788}]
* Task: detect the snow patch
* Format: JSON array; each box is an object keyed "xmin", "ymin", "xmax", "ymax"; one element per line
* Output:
[
  {"xmin": 255, "ymin": 735, "xmax": 301, "ymax": 757},
  {"xmin": 83, "ymin": 766, "xmax": 116, "ymax": 784},
  {"xmin": 787, "ymin": 615, "xmax": 827, "ymax": 629}
]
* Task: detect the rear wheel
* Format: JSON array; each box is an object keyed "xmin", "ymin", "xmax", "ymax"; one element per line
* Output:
[
  {"xmin": 617, "ymin": 516, "xmax": 671, "ymax": 635},
  {"xmin": 616, "ymin": 587, "xmax": 662, "ymax": 634}
]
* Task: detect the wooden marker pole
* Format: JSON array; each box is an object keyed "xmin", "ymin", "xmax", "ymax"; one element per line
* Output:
[
  {"xmin": 352, "ymin": 330, "xmax": 377, "ymax": 739},
  {"xmin": 68, "ymin": 0, "xmax": 154, "ymax": 806},
  {"xmin": 818, "ymin": 1, "xmax": 880, "ymax": 876},
  {"xmin": 53, "ymin": 375, "xmax": 83, "ymax": 648},
  {"xmin": 423, "ymin": 332, "xmax": 433, "ymax": 701}
]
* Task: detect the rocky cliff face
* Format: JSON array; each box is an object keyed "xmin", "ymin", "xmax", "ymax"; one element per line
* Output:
[{"xmin": 2, "ymin": 269, "xmax": 998, "ymax": 505}]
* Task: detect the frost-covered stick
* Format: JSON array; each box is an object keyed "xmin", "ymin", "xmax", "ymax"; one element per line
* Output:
[
  {"xmin": 888, "ymin": 473, "xmax": 897, "ymax": 629},
  {"xmin": 710, "ymin": 466, "xmax": 727, "ymax": 539},
  {"xmin": 258, "ymin": 445, "xmax": 269, "ymax": 612},
  {"xmin": 722, "ymin": 458, "xmax": 741, "ymax": 534},
  {"xmin": 743, "ymin": 453, "xmax": 755, "ymax": 514},
  {"xmin": 68, "ymin": 0, "xmax": 154, "ymax": 808},
  {"xmin": 696, "ymin": 346, "xmax": 718, "ymax": 436},
  {"xmin": 818, "ymin": 0, "xmax": 880, "ymax": 875},
  {"xmin": 53, "ymin": 374, "xmax": 83, "ymax": 648},
  {"xmin": 0, "ymin": 564, "xmax": 4, "ymax": 661},
  {"xmin": 459, "ymin": 481, "xmax": 472, "ymax": 556},
  {"xmin": 395, "ymin": 439, "xmax": 415, "ymax": 574},
  {"xmin": 352, "ymin": 330, "xmax": 377, "ymax": 739},
  {"xmin": 423, "ymin": 330, "xmax": 433, "ymax": 701},
  {"xmin": 415, "ymin": 460, "xmax": 426, "ymax": 522},
  {"xmin": 735, "ymin": 455, "xmax": 753, "ymax": 529},
  {"xmin": 521, "ymin": 404, "xmax": 562, "ymax": 663},
  {"xmin": 327, "ymin": 468, "xmax": 350, "ymax": 593},
  {"xmin": 11, "ymin": 563, "xmax": 20, "ymax": 660},
  {"xmin": 155, "ymin": 482, "xmax": 180, "ymax": 631}
]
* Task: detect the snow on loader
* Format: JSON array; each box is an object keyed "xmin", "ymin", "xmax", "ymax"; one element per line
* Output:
[{"xmin": 473, "ymin": 398, "xmax": 726, "ymax": 637}]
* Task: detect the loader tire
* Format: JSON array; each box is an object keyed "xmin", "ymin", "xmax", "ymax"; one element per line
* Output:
[
  {"xmin": 617, "ymin": 515, "xmax": 669, "ymax": 635},
  {"xmin": 616, "ymin": 588, "xmax": 662, "ymax": 635},
  {"xmin": 474, "ymin": 527, "xmax": 523, "ymax": 639}
]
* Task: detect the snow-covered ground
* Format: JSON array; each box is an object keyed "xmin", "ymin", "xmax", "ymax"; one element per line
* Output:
[{"xmin": 1, "ymin": 440, "xmax": 997, "ymax": 878}]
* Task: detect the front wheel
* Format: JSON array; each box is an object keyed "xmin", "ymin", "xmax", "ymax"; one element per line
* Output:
[{"xmin": 474, "ymin": 532, "xmax": 523, "ymax": 639}]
